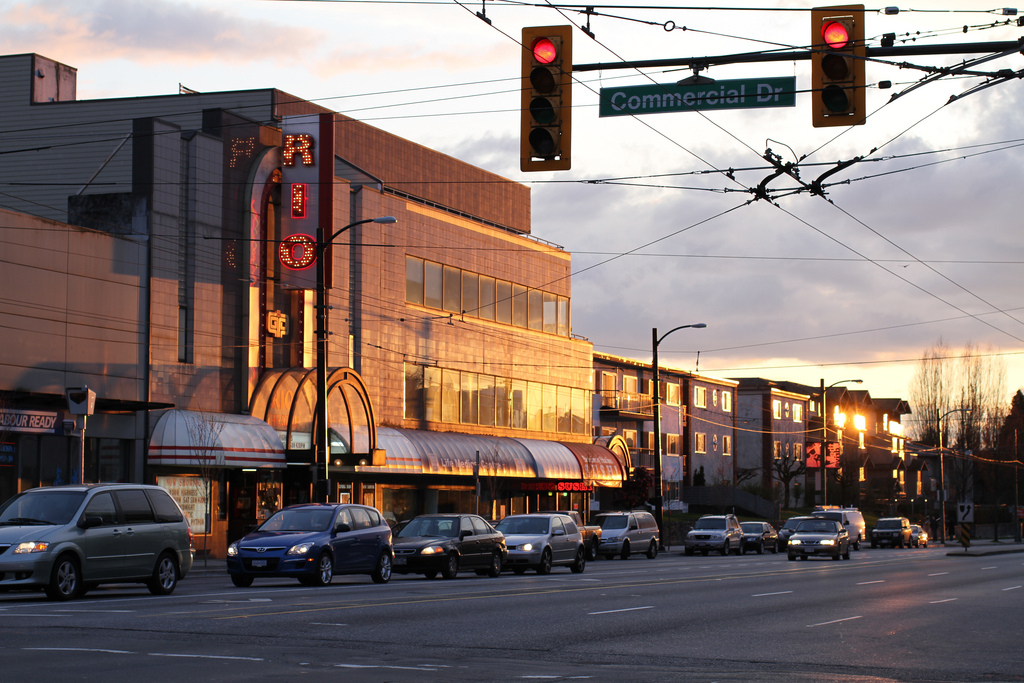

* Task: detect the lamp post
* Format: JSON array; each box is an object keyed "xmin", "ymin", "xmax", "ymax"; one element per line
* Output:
[
  {"xmin": 314, "ymin": 216, "xmax": 397, "ymax": 503},
  {"xmin": 937, "ymin": 407, "xmax": 970, "ymax": 544},
  {"xmin": 652, "ymin": 323, "xmax": 706, "ymax": 549},
  {"xmin": 819, "ymin": 378, "xmax": 862, "ymax": 507}
]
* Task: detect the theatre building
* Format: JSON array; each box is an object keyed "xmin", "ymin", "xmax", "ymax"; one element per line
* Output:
[{"xmin": 0, "ymin": 53, "xmax": 621, "ymax": 556}]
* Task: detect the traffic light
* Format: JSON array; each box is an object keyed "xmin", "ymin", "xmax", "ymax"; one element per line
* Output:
[
  {"xmin": 521, "ymin": 26, "xmax": 572, "ymax": 172},
  {"xmin": 811, "ymin": 5, "xmax": 865, "ymax": 128}
]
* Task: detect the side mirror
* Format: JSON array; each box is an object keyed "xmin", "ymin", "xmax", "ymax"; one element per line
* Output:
[
  {"xmin": 460, "ymin": 530, "xmax": 472, "ymax": 539},
  {"xmin": 335, "ymin": 523, "xmax": 351, "ymax": 534},
  {"xmin": 552, "ymin": 528, "xmax": 565, "ymax": 536},
  {"xmin": 78, "ymin": 516, "xmax": 103, "ymax": 529}
]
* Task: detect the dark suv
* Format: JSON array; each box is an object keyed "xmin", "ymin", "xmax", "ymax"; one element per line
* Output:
[{"xmin": 870, "ymin": 517, "xmax": 912, "ymax": 548}]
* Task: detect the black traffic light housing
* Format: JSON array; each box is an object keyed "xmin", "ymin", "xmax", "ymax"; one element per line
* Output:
[
  {"xmin": 811, "ymin": 5, "xmax": 865, "ymax": 128},
  {"xmin": 521, "ymin": 26, "xmax": 572, "ymax": 171}
]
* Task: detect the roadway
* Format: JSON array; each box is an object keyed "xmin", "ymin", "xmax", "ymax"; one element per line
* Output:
[{"xmin": 1, "ymin": 544, "xmax": 1021, "ymax": 682}]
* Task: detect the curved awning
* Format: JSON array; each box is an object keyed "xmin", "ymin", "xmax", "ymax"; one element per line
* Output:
[
  {"xmin": 148, "ymin": 410, "xmax": 286, "ymax": 469},
  {"xmin": 560, "ymin": 441, "xmax": 626, "ymax": 486}
]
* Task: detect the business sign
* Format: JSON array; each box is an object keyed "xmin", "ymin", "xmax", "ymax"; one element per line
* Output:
[
  {"xmin": 806, "ymin": 441, "xmax": 841, "ymax": 469},
  {"xmin": 520, "ymin": 481, "xmax": 593, "ymax": 492},
  {"xmin": 0, "ymin": 409, "xmax": 60, "ymax": 434},
  {"xmin": 279, "ymin": 113, "xmax": 335, "ymax": 290},
  {"xmin": 599, "ymin": 77, "xmax": 796, "ymax": 118}
]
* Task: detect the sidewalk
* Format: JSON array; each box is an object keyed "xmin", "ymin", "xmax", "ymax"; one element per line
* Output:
[{"xmin": 939, "ymin": 538, "xmax": 1024, "ymax": 557}]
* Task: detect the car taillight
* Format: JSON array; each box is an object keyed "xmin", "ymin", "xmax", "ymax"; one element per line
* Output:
[{"xmin": 188, "ymin": 528, "xmax": 195, "ymax": 550}]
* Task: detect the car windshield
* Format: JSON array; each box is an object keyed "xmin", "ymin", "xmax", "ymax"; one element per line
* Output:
[
  {"xmin": 694, "ymin": 518, "xmax": 726, "ymax": 530},
  {"xmin": 398, "ymin": 516, "xmax": 459, "ymax": 538},
  {"xmin": 495, "ymin": 517, "xmax": 550, "ymax": 535},
  {"xmin": 596, "ymin": 515, "xmax": 628, "ymax": 530},
  {"xmin": 782, "ymin": 517, "xmax": 809, "ymax": 531},
  {"xmin": 741, "ymin": 523, "xmax": 762, "ymax": 533},
  {"xmin": 0, "ymin": 490, "xmax": 86, "ymax": 526},
  {"xmin": 877, "ymin": 519, "xmax": 901, "ymax": 529},
  {"xmin": 796, "ymin": 520, "xmax": 837, "ymax": 533},
  {"xmin": 259, "ymin": 507, "xmax": 334, "ymax": 532}
]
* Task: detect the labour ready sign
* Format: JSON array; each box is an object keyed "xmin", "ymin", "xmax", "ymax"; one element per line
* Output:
[{"xmin": 599, "ymin": 77, "xmax": 796, "ymax": 118}]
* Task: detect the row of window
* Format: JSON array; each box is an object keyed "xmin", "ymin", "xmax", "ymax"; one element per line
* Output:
[
  {"xmin": 616, "ymin": 429, "xmax": 732, "ymax": 456},
  {"xmin": 405, "ymin": 256, "xmax": 570, "ymax": 336},
  {"xmin": 772, "ymin": 399, "xmax": 804, "ymax": 422},
  {"xmin": 600, "ymin": 374, "xmax": 734, "ymax": 412},
  {"xmin": 404, "ymin": 364, "xmax": 590, "ymax": 435}
]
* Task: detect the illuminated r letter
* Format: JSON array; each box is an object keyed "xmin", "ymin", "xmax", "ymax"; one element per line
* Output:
[{"xmin": 283, "ymin": 134, "xmax": 315, "ymax": 166}]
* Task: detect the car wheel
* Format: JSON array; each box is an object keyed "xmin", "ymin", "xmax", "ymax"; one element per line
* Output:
[
  {"xmin": 513, "ymin": 567, "xmax": 527, "ymax": 575},
  {"xmin": 45, "ymin": 554, "xmax": 83, "ymax": 601},
  {"xmin": 684, "ymin": 547, "xmax": 695, "ymax": 556},
  {"xmin": 646, "ymin": 541, "xmax": 658, "ymax": 559},
  {"xmin": 787, "ymin": 553, "xmax": 796, "ymax": 561},
  {"xmin": 424, "ymin": 570, "xmax": 439, "ymax": 579},
  {"xmin": 871, "ymin": 541, "xmax": 877, "ymax": 549},
  {"xmin": 701, "ymin": 550, "xmax": 709, "ymax": 556},
  {"xmin": 314, "ymin": 552, "xmax": 333, "ymax": 586},
  {"xmin": 147, "ymin": 552, "xmax": 179, "ymax": 595},
  {"xmin": 487, "ymin": 551, "xmax": 503, "ymax": 577},
  {"xmin": 735, "ymin": 541, "xmax": 743, "ymax": 556},
  {"xmin": 604, "ymin": 554, "xmax": 615, "ymax": 561},
  {"xmin": 832, "ymin": 550, "xmax": 841, "ymax": 561},
  {"xmin": 371, "ymin": 552, "xmax": 392, "ymax": 584},
  {"xmin": 620, "ymin": 541, "xmax": 630, "ymax": 560},
  {"xmin": 897, "ymin": 538, "xmax": 904, "ymax": 549},
  {"xmin": 843, "ymin": 545, "xmax": 851, "ymax": 560},
  {"xmin": 771, "ymin": 541, "xmax": 779, "ymax": 554},
  {"xmin": 231, "ymin": 574, "xmax": 254, "ymax": 588},
  {"xmin": 756, "ymin": 541, "xmax": 764, "ymax": 555},
  {"xmin": 537, "ymin": 548, "xmax": 553, "ymax": 575},
  {"xmin": 853, "ymin": 537, "xmax": 861, "ymax": 550},
  {"xmin": 720, "ymin": 542, "xmax": 729, "ymax": 556},
  {"xmin": 440, "ymin": 553, "xmax": 459, "ymax": 580},
  {"xmin": 571, "ymin": 548, "xmax": 586, "ymax": 573},
  {"xmin": 588, "ymin": 540, "xmax": 599, "ymax": 561}
]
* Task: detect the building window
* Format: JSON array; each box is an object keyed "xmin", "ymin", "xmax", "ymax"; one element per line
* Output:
[
  {"xmin": 793, "ymin": 404, "xmax": 803, "ymax": 422},
  {"xmin": 694, "ymin": 386, "xmax": 707, "ymax": 409},
  {"xmin": 623, "ymin": 429, "xmax": 637, "ymax": 450},
  {"xmin": 722, "ymin": 435, "xmax": 732, "ymax": 456},
  {"xmin": 721, "ymin": 390, "xmax": 732, "ymax": 412},
  {"xmin": 712, "ymin": 389, "xmax": 718, "ymax": 407},
  {"xmin": 773, "ymin": 441, "xmax": 782, "ymax": 459},
  {"xmin": 794, "ymin": 443, "xmax": 804, "ymax": 461},
  {"xmin": 623, "ymin": 375, "xmax": 638, "ymax": 394},
  {"xmin": 665, "ymin": 383, "xmax": 680, "ymax": 406},
  {"xmin": 663, "ymin": 433, "xmax": 679, "ymax": 455},
  {"xmin": 695, "ymin": 432, "xmax": 707, "ymax": 454},
  {"xmin": 773, "ymin": 399, "xmax": 782, "ymax": 419}
]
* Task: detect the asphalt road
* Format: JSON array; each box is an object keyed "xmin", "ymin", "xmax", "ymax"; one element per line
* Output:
[{"xmin": 1, "ymin": 545, "xmax": 1021, "ymax": 682}]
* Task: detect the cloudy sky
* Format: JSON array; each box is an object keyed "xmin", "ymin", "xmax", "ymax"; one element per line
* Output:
[{"xmin": 3, "ymin": 0, "xmax": 1023, "ymax": 412}]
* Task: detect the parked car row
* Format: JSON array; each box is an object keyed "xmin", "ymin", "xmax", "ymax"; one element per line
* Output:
[{"xmin": 226, "ymin": 507, "xmax": 661, "ymax": 589}]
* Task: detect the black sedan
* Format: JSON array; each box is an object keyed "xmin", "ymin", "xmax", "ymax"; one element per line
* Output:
[
  {"xmin": 786, "ymin": 518, "xmax": 850, "ymax": 561},
  {"xmin": 740, "ymin": 521, "xmax": 779, "ymax": 554},
  {"xmin": 392, "ymin": 514, "xmax": 506, "ymax": 579}
]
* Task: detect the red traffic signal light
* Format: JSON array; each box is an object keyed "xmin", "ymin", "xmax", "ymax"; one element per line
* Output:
[
  {"xmin": 521, "ymin": 26, "xmax": 572, "ymax": 171},
  {"xmin": 811, "ymin": 5, "xmax": 865, "ymax": 128}
]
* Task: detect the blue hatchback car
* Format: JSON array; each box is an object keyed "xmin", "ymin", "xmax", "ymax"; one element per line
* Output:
[{"xmin": 226, "ymin": 503, "xmax": 393, "ymax": 587}]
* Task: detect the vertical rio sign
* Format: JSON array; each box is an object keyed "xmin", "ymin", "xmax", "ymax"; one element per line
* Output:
[{"xmin": 279, "ymin": 113, "xmax": 335, "ymax": 289}]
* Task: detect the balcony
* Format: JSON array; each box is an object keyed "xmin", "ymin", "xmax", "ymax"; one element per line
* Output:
[{"xmin": 598, "ymin": 391, "xmax": 654, "ymax": 420}]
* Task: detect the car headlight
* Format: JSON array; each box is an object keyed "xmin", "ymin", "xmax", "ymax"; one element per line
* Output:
[
  {"xmin": 820, "ymin": 539, "xmax": 836, "ymax": 546},
  {"xmin": 790, "ymin": 540, "xmax": 802, "ymax": 546},
  {"xmin": 227, "ymin": 542, "xmax": 238, "ymax": 557},
  {"xmin": 13, "ymin": 541, "xmax": 48, "ymax": 554},
  {"xmin": 287, "ymin": 542, "xmax": 315, "ymax": 555},
  {"xmin": 520, "ymin": 543, "xmax": 534, "ymax": 552},
  {"xmin": 420, "ymin": 545, "xmax": 445, "ymax": 555}
]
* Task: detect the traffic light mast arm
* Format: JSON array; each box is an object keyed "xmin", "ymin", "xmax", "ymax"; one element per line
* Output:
[{"xmin": 571, "ymin": 39, "xmax": 1024, "ymax": 73}]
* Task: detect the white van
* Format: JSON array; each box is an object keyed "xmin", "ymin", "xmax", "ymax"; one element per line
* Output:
[
  {"xmin": 594, "ymin": 511, "xmax": 660, "ymax": 560},
  {"xmin": 812, "ymin": 507, "xmax": 866, "ymax": 550}
]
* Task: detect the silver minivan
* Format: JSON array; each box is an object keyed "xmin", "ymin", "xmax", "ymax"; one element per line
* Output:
[
  {"xmin": 594, "ymin": 510, "xmax": 660, "ymax": 560},
  {"xmin": 0, "ymin": 484, "xmax": 194, "ymax": 600}
]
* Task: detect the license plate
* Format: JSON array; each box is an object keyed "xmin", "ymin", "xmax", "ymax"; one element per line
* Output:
[
  {"xmin": 252, "ymin": 559, "xmax": 267, "ymax": 568},
  {"xmin": 394, "ymin": 557, "xmax": 406, "ymax": 566}
]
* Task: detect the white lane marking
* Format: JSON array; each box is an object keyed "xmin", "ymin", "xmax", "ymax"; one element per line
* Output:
[
  {"xmin": 588, "ymin": 605, "xmax": 654, "ymax": 615},
  {"xmin": 310, "ymin": 622, "xmax": 348, "ymax": 626},
  {"xmin": 807, "ymin": 616, "xmax": 862, "ymax": 628},
  {"xmin": 930, "ymin": 598, "xmax": 958, "ymax": 604},
  {"xmin": 928, "ymin": 572, "xmax": 949, "ymax": 576},
  {"xmin": 752, "ymin": 591, "xmax": 793, "ymax": 597},
  {"xmin": 982, "ymin": 567, "xmax": 997, "ymax": 570},
  {"xmin": 337, "ymin": 664, "xmax": 439, "ymax": 671},
  {"xmin": 54, "ymin": 609, "xmax": 136, "ymax": 613},
  {"xmin": 1002, "ymin": 586, "xmax": 1021, "ymax": 591},
  {"xmin": 857, "ymin": 580, "xmax": 885, "ymax": 585},
  {"xmin": 150, "ymin": 653, "xmax": 264, "ymax": 661}
]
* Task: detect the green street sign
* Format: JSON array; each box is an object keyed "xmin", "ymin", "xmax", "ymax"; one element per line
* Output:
[{"xmin": 599, "ymin": 77, "xmax": 796, "ymax": 117}]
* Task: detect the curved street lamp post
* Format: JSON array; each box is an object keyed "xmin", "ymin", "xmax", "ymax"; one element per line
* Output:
[
  {"xmin": 937, "ymin": 407, "xmax": 971, "ymax": 544},
  {"xmin": 315, "ymin": 216, "xmax": 397, "ymax": 502},
  {"xmin": 652, "ymin": 323, "xmax": 706, "ymax": 549},
  {"xmin": 819, "ymin": 379, "xmax": 862, "ymax": 507}
]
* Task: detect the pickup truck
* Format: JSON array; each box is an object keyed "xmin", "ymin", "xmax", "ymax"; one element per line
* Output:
[{"xmin": 559, "ymin": 510, "xmax": 602, "ymax": 560}]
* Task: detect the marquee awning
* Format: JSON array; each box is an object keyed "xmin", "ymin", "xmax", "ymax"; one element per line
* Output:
[{"xmin": 148, "ymin": 410, "xmax": 287, "ymax": 469}]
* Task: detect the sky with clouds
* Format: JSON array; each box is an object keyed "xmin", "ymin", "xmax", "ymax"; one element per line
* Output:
[{"xmin": 3, "ymin": 0, "xmax": 1022, "ymax": 416}]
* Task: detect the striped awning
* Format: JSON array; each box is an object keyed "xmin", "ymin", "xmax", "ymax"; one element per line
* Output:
[{"xmin": 148, "ymin": 410, "xmax": 286, "ymax": 469}]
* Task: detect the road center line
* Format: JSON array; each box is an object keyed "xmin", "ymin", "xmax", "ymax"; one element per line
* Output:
[
  {"xmin": 807, "ymin": 616, "xmax": 862, "ymax": 628},
  {"xmin": 930, "ymin": 598, "xmax": 958, "ymax": 604},
  {"xmin": 1002, "ymin": 586, "xmax": 1021, "ymax": 591},
  {"xmin": 928, "ymin": 572, "xmax": 949, "ymax": 576},
  {"xmin": 149, "ymin": 653, "xmax": 264, "ymax": 661},
  {"xmin": 588, "ymin": 606, "xmax": 654, "ymax": 615},
  {"xmin": 752, "ymin": 591, "xmax": 793, "ymax": 597},
  {"xmin": 856, "ymin": 580, "xmax": 884, "ymax": 585},
  {"xmin": 25, "ymin": 647, "xmax": 131, "ymax": 654}
]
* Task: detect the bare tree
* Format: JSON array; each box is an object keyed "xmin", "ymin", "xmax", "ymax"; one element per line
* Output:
[
  {"xmin": 907, "ymin": 339, "xmax": 953, "ymax": 446},
  {"xmin": 182, "ymin": 410, "xmax": 224, "ymax": 567},
  {"xmin": 773, "ymin": 453, "xmax": 805, "ymax": 509}
]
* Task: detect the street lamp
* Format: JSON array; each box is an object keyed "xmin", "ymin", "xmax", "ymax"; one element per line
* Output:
[
  {"xmin": 314, "ymin": 216, "xmax": 397, "ymax": 502},
  {"xmin": 819, "ymin": 378, "xmax": 862, "ymax": 507},
  {"xmin": 652, "ymin": 323, "xmax": 706, "ymax": 549},
  {"xmin": 937, "ymin": 407, "xmax": 970, "ymax": 544}
]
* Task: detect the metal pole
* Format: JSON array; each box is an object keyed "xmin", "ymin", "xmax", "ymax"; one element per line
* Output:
[
  {"xmin": 939, "ymin": 424, "xmax": 946, "ymax": 545},
  {"xmin": 652, "ymin": 327, "xmax": 663, "ymax": 550},
  {"xmin": 820, "ymin": 378, "xmax": 827, "ymax": 508}
]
